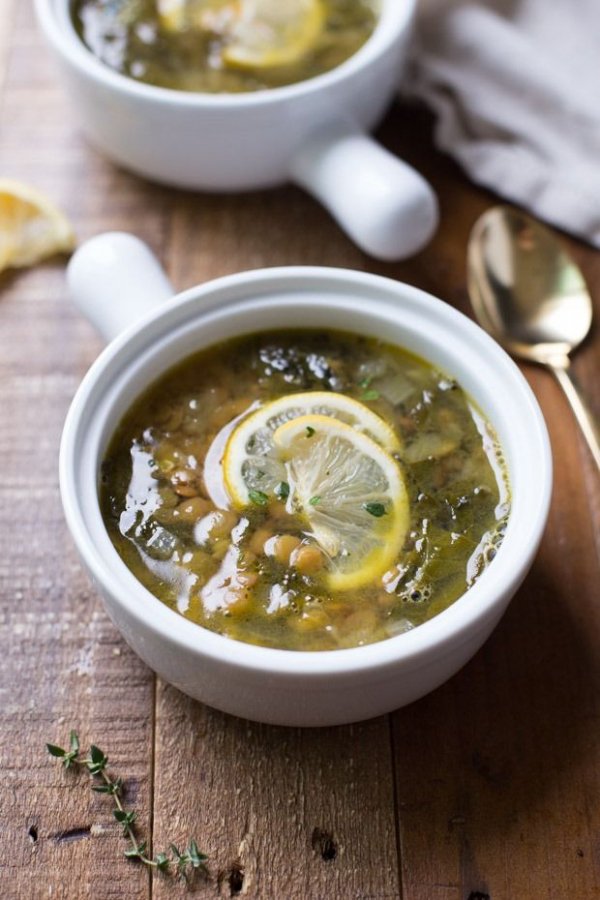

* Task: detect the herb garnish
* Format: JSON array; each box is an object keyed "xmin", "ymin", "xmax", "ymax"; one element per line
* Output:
[
  {"xmin": 305, "ymin": 426, "xmax": 315, "ymax": 437},
  {"xmin": 309, "ymin": 495, "xmax": 321, "ymax": 506},
  {"xmin": 248, "ymin": 489, "xmax": 269, "ymax": 506},
  {"xmin": 274, "ymin": 481, "xmax": 290, "ymax": 500},
  {"xmin": 361, "ymin": 389, "xmax": 380, "ymax": 401},
  {"xmin": 363, "ymin": 502, "xmax": 386, "ymax": 517},
  {"xmin": 47, "ymin": 732, "xmax": 207, "ymax": 878}
]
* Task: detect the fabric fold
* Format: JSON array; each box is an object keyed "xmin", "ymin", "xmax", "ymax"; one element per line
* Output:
[{"xmin": 406, "ymin": 0, "xmax": 600, "ymax": 246}]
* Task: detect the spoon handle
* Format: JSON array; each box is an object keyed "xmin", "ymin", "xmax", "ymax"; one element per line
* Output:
[{"xmin": 551, "ymin": 361, "xmax": 600, "ymax": 471}]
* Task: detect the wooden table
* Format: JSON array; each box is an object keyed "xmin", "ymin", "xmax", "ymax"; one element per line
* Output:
[{"xmin": 1, "ymin": 4, "xmax": 599, "ymax": 898}]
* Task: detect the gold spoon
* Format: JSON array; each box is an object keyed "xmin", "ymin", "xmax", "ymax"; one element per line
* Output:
[{"xmin": 468, "ymin": 205, "xmax": 600, "ymax": 470}]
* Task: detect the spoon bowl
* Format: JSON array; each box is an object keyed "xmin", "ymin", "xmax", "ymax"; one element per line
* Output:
[{"xmin": 468, "ymin": 206, "xmax": 600, "ymax": 470}]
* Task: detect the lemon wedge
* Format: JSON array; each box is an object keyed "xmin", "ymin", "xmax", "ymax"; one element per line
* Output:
[
  {"xmin": 0, "ymin": 179, "xmax": 75, "ymax": 273},
  {"xmin": 273, "ymin": 414, "xmax": 409, "ymax": 590},
  {"xmin": 222, "ymin": 391, "xmax": 401, "ymax": 508},
  {"xmin": 221, "ymin": 0, "xmax": 325, "ymax": 70}
]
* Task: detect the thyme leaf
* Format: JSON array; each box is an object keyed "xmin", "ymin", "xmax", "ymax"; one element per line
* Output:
[{"xmin": 47, "ymin": 732, "xmax": 208, "ymax": 878}]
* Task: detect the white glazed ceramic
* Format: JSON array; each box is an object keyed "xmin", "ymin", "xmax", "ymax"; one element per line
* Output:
[
  {"xmin": 34, "ymin": 0, "xmax": 437, "ymax": 261},
  {"xmin": 61, "ymin": 233, "xmax": 552, "ymax": 727}
]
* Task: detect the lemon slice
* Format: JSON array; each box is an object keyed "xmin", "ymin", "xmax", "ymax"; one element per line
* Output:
[
  {"xmin": 273, "ymin": 415, "xmax": 409, "ymax": 590},
  {"xmin": 222, "ymin": 391, "xmax": 400, "ymax": 508},
  {"xmin": 221, "ymin": 0, "xmax": 325, "ymax": 70},
  {"xmin": 157, "ymin": 0, "xmax": 235, "ymax": 33},
  {"xmin": 156, "ymin": 0, "xmax": 188, "ymax": 31},
  {"xmin": 0, "ymin": 179, "xmax": 75, "ymax": 273}
]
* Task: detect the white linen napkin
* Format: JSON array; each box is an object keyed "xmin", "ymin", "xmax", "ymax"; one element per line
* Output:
[{"xmin": 406, "ymin": 0, "xmax": 600, "ymax": 247}]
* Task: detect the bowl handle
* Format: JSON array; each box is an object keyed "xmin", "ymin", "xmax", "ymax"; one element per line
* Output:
[
  {"xmin": 290, "ymin": 121, "xmax": 438, "ymax": 261},
  {"xmin": 67, "ymin": 232, "xmax": 174, "ymax": 342}
]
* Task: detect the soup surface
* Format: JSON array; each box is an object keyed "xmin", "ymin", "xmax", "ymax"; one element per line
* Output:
[
  {"xmin": 101, "ymin": 330, "xmax": 510, "ymax": 651},
  {"xmin": 72, "ymin": 0, "xmax": 377, "ymax": 92}
]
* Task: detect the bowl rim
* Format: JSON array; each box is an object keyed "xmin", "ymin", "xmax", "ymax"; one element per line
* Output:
[
  {"xmin": 59, "ymin": 266, "xmax": 552, "ymax": 679},
  {"xmin": 35, "ymin": 0, "xmax": 416, "ymax": 108}
]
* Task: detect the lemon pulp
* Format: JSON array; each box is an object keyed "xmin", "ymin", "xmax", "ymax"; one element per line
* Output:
[{"xmin": 273, "ymin": 414, "xmax": 409, "ymax": 590}]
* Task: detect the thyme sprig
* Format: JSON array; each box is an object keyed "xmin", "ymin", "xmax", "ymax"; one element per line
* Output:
[{"xmin": 47, "ymin": 731, "xmax": 207, "ymax": 877}]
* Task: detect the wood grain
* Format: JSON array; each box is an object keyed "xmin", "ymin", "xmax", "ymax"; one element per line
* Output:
[
  {"xmin": 0, "ymin": 3, "xmax": 599, "ymax": 900},
  {"xmin": 0, "ymin": 5, "xmax": 156, "ymax": 900},
  {"xmin": 152, "ymin": 690, "xmax": 400, "ymax": 899}
]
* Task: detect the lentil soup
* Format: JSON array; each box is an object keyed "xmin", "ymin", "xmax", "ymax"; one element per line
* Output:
[
  {"xmin": 100, "ymin": 330, "xmax": 510, "ymax": 651},
  {"xmin": 72, "ymin": 0, "xmax": 377, "ymax": 93}
]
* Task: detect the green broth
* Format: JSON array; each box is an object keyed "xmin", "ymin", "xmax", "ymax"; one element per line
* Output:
[
  {"xmin": 100, "ymin": 330, "xmax": 511, "ymax": 651},
  {"xmin": 72, "ymin": 0, "xmax": 377, "ymax": 92}
]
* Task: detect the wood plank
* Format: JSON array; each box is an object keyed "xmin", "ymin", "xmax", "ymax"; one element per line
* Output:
[
  {"xmin": 0, "ymin": 6, "xmax": 157, "ymax": 899},
  {"xmin": 166, "ymin": 185, "xmax": 368, "ymax": 289},
  {"xmin": 0, "ymin": 267, "xmax": 155, "ymax": 900},
  {"xmin": 152, "ymin": 689, "xmax": 400, "ymax": 899}
]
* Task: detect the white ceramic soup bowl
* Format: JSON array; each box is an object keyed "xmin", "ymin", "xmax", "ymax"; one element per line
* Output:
[
  {"xmin": 35, "ymin": 0, "xmax": 437, "ymax": 261},
  {"xmin": 61, "ymin": 233, "xmax": 552, "ymax": 727}
]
